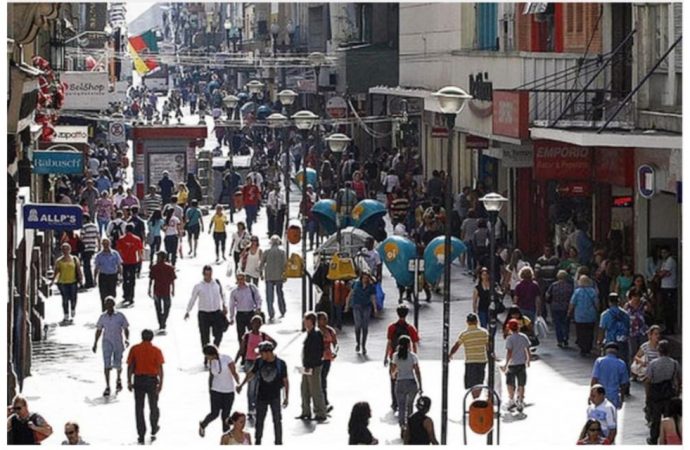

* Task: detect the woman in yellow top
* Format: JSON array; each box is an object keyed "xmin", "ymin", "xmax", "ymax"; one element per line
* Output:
[
  {"xmin": 209, "ymin": 205, "xmax": 229, "ymax": 262},
  {"xmin": 51, "ymin": 242, "xmax": 83, "ymax": 322},
  {"xmin": 176, "ymin": 182, "xmax": 189, "ymax": 207}
]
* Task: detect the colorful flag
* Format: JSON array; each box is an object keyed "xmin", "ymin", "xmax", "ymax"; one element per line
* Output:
[{"xmin": 127, "ymin": 30, "xmax": 159, "ymax": 75}]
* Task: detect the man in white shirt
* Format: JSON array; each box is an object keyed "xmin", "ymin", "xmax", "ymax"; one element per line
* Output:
[
  {"xmin": 185, "ymin": 265, "xmax": 228, "ymax": 352},
  {"xmin": 266, "ymin": 184, "xmax": 286, "ymax": 238},
  {"xmin": 586, "ymin": 384, "xmax": 618, "ymax": 444},
  {"xmin": 657, "ymin": 246, "xmax": 678, "ymax": 334}
]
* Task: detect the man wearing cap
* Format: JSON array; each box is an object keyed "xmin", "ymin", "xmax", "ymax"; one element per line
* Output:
[
  {"xmin": 502, "ymin": 319, "xmax": 531, "ymax": 412},
  {"xmin": 237, "ymin": 341, "xmax": 289, "ymax": 445},
  {"xmin": 127, "ymin": 329, "xmax": 165, "ymax": 444},
  {"xmin": 158, "ymin": 171, "xmax": 175, "ymax": 205},
  {"xmin": 260, "ymin": 236, "xmax": 287, "ymax": 321},
  {"xmin": 591, "ymin": 342, "xmax": 629, "ymax": 409},
  {"xmin": 449, "ymin": 313, "xmax": 489, "ymax": 399}
]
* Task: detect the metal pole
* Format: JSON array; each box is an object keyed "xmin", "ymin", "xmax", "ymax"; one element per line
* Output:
[
  {"xmin": 283, "ymin": 128, "xmax": 290, "ymax": 256},
  {"xmin": 414, "ymin": 259, "xmax": 419, "ymax": 330},
  {"xmin": 441, "ymin": 113, "xmax": 454, "ymax": 445},
  {"xmin": 301, "ymin": 129, "xmax": 309, "ymax": 325},
  {"xmin": 487, "ymin": 210, "xmax": 498, "ymax": 445}
]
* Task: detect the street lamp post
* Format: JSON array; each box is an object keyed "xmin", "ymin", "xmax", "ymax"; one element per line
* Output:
[
  {"xmin": 432, "ymin": 85, "xmax": 472, "ymax": 445},
  {"xmin": 293, "ymin": 110, "xmax": 319, "ymax": 321},
  {"xmin": 277, "ymin": 91, "xmax": 299, "ymax": 252},
  {"xmin": 224, "ymin": 19, "xmax": 232, "ymax": 51},
  {"xmin": 246, "ymin": 79, "xmax": 264, "ymax": 102},
  {"xmin": 223, "ymin": 94, "xmax": 239, "ymax": 222},
  {"xmin": 325, "ymin": 133, "xmax": 351, "ymax": 251},
  {"xmin": 479, "ymin": 192, "xmax": 508, "ymax": 445}
]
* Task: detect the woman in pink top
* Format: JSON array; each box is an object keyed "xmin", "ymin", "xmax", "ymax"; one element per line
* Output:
[
  {"xmin": 317, "ymin": 312, "xmax": 338, "ymax": 412},
  {"xmin": 234, "ymin": 316, "xmax": 276, "ymax": 421}
]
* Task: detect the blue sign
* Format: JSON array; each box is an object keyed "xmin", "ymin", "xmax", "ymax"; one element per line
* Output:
[
  {"xmin": 32, "ymin": 151, "xmax": 84, "ymax": 175},
  {"xmin": 23, "ymin": 204, "xmax": 84, "ymax": 230}
]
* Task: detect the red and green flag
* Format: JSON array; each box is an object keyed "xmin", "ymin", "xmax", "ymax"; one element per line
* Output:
[{"xmin": 128, "ymin": 30, "xmax": 159, "ymax": 75}]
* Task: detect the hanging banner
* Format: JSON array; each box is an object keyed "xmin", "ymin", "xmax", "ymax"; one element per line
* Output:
[
  {"xmin": 32, "ymin": 151, "xmax": 84, "ymax": 174},
  {"xmin": 23, "ymin": 204, "xmax": 83, "ymax": 230},
  {"xmin": 61, "ymin": 71, "xmax": 109, "ymax": 110}
]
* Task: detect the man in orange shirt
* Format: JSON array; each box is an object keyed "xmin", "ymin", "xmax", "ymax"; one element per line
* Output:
[
  {"xmin": 116, "ymin": 224, "xmax": 144, "ymax": 306},
  {"xmin": 127, "ymin": 329, "xmax": 164, "ymax": 444}
]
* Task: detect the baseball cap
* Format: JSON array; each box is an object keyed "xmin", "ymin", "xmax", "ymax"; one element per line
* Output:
[{"xmin": 604, "ymin": 342, "xmax": 619, "ymax": 351}]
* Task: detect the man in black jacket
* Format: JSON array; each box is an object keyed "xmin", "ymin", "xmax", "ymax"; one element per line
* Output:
[{"xmin": 297, "ymin": 312, "xmax": 327, "ymax": 422}]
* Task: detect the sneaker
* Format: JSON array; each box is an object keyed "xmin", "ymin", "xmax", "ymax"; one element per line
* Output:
[
  {"xmin": 63, "ymin": 314, "xmax": 70, "ymax": 322},
  {"xmin": 505, "ymin": 399, "xmax": 516, "ymax": 411},
  {"xmin": 103, "ymin": 387, "xmax": 111, "ymax": 397},
  {"xmin": 314, "ymin": 416, "xmax": 327, "ymax": 423},
  {"xmin": 355, "ymin": 344, "xmax": 360, "ymax": 353},
  {"xmin": 116, "ymin": 380, "xmax": 123, "ymax": 393},
  {"xmin": 198, "ymin": 422, "xmax": 205, "ymax": 437},
  {"xmin": 70, "ymin": 310, "xmax": 76, "ymax": 319},
  {"xmin": 137, "ymin": 437, "xmax": 145, "ymax": 445},
  {"xmin": 516, "ymin": 399, "xmax": 524, "ymax": 412},
  {"xmin": 362, "ymin": 347, "xmax": 367, "ymax": 355},
  {"xmin": 151, "ymin": 425, "xmax": 159, "ymax": 437},
  {"xmin": 327, "ymin": 405, "xmax": 334, "ymax": 413}
]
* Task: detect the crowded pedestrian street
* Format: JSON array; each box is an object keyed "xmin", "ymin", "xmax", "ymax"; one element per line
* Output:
[{"xmin": 7, "ymin": 1, "xmax": 683, "ymax": 447}]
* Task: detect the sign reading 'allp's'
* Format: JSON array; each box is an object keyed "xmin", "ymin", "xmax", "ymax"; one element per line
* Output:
[{"xmin": 23, "ymin": 204, "xmax": 83, "ymax": 230}]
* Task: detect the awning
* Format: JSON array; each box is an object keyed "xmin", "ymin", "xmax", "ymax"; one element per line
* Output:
[
  {"xmin": 368, "ymin": 86, "xmax": 434, "ymax": 99},
  {"xmin": 8, "ymin": 63, "xmax": 42, "ymax": 135},
  {"xmin": 530, "ymin": 127, "xmax": 682, "ymax": 149}
]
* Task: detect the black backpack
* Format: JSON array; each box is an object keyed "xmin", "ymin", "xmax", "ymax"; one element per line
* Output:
[
  {"xmin": 391, "ymin": 321, "xmax": 411, "ymax": 350},
  {"xmin": 110, "ymin": 221, "xmax": 123, "ymax": 243}
]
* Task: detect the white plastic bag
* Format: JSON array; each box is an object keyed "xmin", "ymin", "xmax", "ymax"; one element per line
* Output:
[{"xmin": 535, "ymin": 316, "xmax": 549, "ymax": 338}]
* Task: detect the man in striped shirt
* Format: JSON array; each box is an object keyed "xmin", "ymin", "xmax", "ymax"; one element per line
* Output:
[
  {"xmin": 449, "ymin": 313, "xmax": 489, "ymax": 399},
  {"xmin": 141, "ymin": 185, "xmax": 162, "ymax": 219},
  {"xmin": 81, "ymin": 214, "xmax": 101, "ymax": 289}
]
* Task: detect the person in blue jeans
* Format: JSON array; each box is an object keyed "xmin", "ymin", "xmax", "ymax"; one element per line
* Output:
[
  {"xmin": 345, "ymin": 272, "xmax": 378, "ymax": 355},
  {"xmin": 545, "ymin": 270, "xmax": 574, "ymax": 348}
]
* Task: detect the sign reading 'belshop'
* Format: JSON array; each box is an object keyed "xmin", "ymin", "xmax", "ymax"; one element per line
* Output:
[
  {"xmin": 61, "ymin": 71, "xmax": 109, "ymax": 111},
  {"xmin": 533, "ymin": 141, "xmax": 592, "ymax": 181}
]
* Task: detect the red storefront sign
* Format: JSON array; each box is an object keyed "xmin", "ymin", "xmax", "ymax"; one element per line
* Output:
[
  {"xmin": 533, "ymin": 141, "xmax": 592, "ymax": 180},
  {"xmin": 492, "ymin": 90, "xmax": 529, "ymax": 140}
]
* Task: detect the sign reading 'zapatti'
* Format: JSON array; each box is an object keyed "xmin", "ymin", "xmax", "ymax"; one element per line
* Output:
[
  {"xmin": 23, "ymin": 204, "xmax": 84, "ymax": 230},
  {"xmin": 32, "ymin": 151, "xmax": 84, "ymax": 174}
]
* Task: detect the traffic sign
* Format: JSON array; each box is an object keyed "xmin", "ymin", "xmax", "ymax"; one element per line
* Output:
[{"xmin": 109, "ymin": 121, "xmax": 126, "ymax": 143}]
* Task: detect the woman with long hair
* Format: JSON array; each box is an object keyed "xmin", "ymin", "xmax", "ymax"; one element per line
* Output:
[
  {"xmin": 240, "ymin": 236, "xmax": 262, "ymax": 286},
  {"xmin": 230, "ymin": 222, "xmax": 250, "ymax": 271},
  {"xmin": 576, "ymin": 419, "xmax": 608, "ymax": 445},
  {"xmin": 504, "ymin": 249, "xmax": 529, "ymax": 299},
  {"xmin": 162, "ymin": 207, "xmax": 182, "ymax": 266},
  {"xmin": 220, "ymin": 411, "xmax": 252, "ymax": 445},
  {"xmin": 348, "ymin": 402, "xmax": 378, "ymax": 445},
  {"xmin": 389, "ymin": 335, "xmax": 422, "ymax": 435},
  {"xmin": 147, "ymin": 209, "xmax": 164, "ymax": 266},
  {"xmin": 473, "ymin": 267, "xmax": 493, "ymax": 329},
  {"xmin": 199, "ymin": 345, "xmax": 240, "ymax": 438}
]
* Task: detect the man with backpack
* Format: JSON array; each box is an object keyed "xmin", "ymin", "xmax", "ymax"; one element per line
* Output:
[
  {"xmin": 383, "ymin": 305, "xmax": 420, "ymax": 412},
  {"xmin": 597, "ymin": 293, "xmax": 632, "ymax": 369},
  {"xmin": 106, "ymin": 210, "xmax": 127, "ymax": 247},
  {"xmin": 185, "ymin": 265, "xmax": 229, "ymax": 357}
]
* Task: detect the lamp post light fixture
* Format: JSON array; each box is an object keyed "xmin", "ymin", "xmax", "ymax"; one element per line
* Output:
[
  {"xmin": 479, "ymin": 192, "xmax": 508, "ymax": 445},
  {"xmin": 245, "ymin": 79, "xmax": 264, "ymax": 96},
  {"xmin": 268, "ymin": 112, "xmax": 290, "ymax": 254},
  {"xmin": 292, "ymin": 109, "xmax": 318, "ymax": 322},
  {"xmin": 326, "ymin": 133, "xmax": 351, "ymax": 251},
  {"xmin": 432, "ymin": 85, "xmax": 471, "ymax": 446},
  {"xmin": 277, "ymin": 89, "xmax": 298, "ymax": 109},
  {"xmin": 223, "ymin": 94, "xmax": 239, "ymax": 120}
]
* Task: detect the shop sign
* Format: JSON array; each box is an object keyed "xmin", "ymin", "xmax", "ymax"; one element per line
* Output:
[
  {"xmin": 556, "ymin": 182, "xmax": 591, "ymax": 197},
  {"xmin": 32, "ymin": 150, "xmax": 84, "ymax": 174},
  {"xmin": 23, "ymin": 204, "xmax": 83, "ymax": 230},
  {"xmin": 502, "ymin": 147, "xmax": 533, "ymax": 168},
  {"xmin": 53, "ymin": 126, "xmax": 89, "ymax": 143},
  {"xmin": 637, "ymin": 164, "xmax": 656, "ymax": 199},
  {"xmin": 534, "ymin": 141, "xmax": 591, "ymax": 180},
  {"xmin": 493, "ymin": 90, "xmax": 529, "ymax": 139},
  {"xmin": 61, "ymin": 71, "xmax": 109, "ymax": 111}
]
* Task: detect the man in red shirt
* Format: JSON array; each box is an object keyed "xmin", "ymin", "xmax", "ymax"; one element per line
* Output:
[
  {"xmin": 241, "ymin": 176, "xmax": 261, "ymax": 233},
  {"xmin": 116, "ymin": 224, "xmax": 144, "ymax": 306},
  {"xmin": 148, "ymin": 251, "xmax": 176, "ymax": 332},
  {"xmin": 127, "ymin": 329, "xmax": 164, "ymax": 444},
  {"xmin": 383, "ymin": 305, "xmax": 420, "ymax": 412}
]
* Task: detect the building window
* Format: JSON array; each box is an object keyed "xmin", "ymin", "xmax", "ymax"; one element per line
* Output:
[
  {"xmin": 476, "ymin": 3, "xmax": 498, "ymax": 50},
  {"xmin": 653, "ymin": 4, "xmax": 669, "ymax": 70}
]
